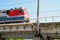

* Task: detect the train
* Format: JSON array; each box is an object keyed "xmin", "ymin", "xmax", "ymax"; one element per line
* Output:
[{"xmin": 0, "ymin": 7, "xmax": 29, "ymax": 24}]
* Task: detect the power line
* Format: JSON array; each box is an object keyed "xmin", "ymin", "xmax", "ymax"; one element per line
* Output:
[{"xmin": 41, "ymin": 10, "xmax": 60, "ymax": 13}]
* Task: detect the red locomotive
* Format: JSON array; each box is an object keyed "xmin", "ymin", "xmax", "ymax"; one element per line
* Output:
[{"xmin": 0, "ymin": 7, "xmax": 29, "ymax": 24}]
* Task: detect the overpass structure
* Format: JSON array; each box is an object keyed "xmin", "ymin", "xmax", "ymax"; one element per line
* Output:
[{"xmin": 0, "ymin": 16, "xmax": 60, "ymax": 40}]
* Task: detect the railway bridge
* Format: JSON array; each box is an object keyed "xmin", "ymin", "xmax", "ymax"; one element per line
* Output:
[{"xmin": 0, "ymin": 16, "xmax": 60, "ymax": 40}]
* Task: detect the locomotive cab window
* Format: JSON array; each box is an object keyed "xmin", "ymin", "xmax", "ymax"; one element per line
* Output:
[
  {"xmin": 19, "ymin": 9, "xmax": 23, "ymax": 13},
  {"xmin": 6, "ymin": 10, "xmax": 10, "ymax": 14},
  {"xmin": 2, "ymin": 11, "xmax": 6, "ymax": 13},
  {"xmin": 2, "ymin": 11, "xmax": 5, "ymax": 13}
]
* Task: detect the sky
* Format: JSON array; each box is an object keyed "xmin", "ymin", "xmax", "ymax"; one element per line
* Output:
[
  {"xmin": 40, "ymin": 0, "xmax": 60, "ymax": 17},
  {"xmin": 0, "ymin": 0, "xmax": 60, "ymax": 22},
  {"xmin": 0, "ymin": 0, "xmax": 37, "ymax": 19}
]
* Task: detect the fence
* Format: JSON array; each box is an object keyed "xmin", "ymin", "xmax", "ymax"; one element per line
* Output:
[{"xmin": 30, "ymin": 16, "xmax": 60, "ymax": 23}]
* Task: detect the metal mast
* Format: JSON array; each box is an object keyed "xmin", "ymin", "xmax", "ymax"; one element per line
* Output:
[{"xmin": 37, "ymin": 0, "xmax": 40, "ymax": 32}]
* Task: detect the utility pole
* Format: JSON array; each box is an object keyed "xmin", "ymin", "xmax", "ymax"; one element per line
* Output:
[
  {"xmin": 34, "ymin": 0, "xmax": 40, "ymax": 37},
  {"xmin": 33, "ymin": 0, "xmax": 40, "ymax": 40},
  {"xmin": 37, "ymin": 0, "xmax": 40, "ymax": 33}
]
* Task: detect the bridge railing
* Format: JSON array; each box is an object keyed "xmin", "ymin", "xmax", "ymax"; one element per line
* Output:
[{"xmin": 30, "ymin": 16, "xmax": 60, "ymax": 23}]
